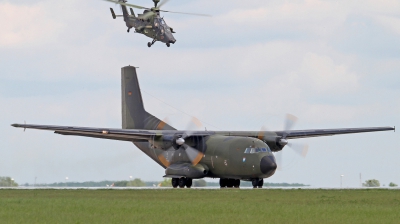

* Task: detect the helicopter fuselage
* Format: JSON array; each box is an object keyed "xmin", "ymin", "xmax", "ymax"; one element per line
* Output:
[{"xmin": 124, "ymin": 11, "xmax": 176, "ymax": 45}]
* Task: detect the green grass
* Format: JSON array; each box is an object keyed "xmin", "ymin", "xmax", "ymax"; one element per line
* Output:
[{"xmin": 0, "ymin": 189, "xmax": 399, "ymax": 223}]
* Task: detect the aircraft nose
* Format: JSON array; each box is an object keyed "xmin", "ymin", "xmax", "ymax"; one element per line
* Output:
[{"xmin": 260, "ymin": 156, "xmax": 277, "ymax": 174}]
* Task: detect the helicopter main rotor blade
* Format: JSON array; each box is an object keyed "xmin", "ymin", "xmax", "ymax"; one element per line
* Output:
[
  {"xmin": 158, "ymin": 0, "xmax": 170, "ymax": 8},
  {"xmin": 103, "ymin": 0, "xmax": 149, "ymax": 10},
  {"xmin": 159, "ymin": 10, "xmax": 212, "ymax": 17}
]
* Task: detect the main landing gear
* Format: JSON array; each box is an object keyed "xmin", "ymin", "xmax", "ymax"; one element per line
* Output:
[
  {"xmin": 127, "ymin": 28, "xmax": 131, "ymax": 33},
  {"xmin": 147, "ymin": 39, "xmax": 156, "ymax": 48},
  {"xmin": 166, "ymin": 43, "xmax": 170, "ymax": 47},
  {"xmin": 172, "ymin": 177, "xmax": 192, "ymax": 188},
  {"xmin": 252, "ymin": 178, "xmax": 264, "ymax": 188},
  {"xmin": 219, "ymin": 178, "xmax": 240, "ymax": 188}
]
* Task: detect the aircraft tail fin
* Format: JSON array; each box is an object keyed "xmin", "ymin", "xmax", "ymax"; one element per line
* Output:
[{"xmin": 121, "ymin": 66, "xmax": 175, "ymax": 130}]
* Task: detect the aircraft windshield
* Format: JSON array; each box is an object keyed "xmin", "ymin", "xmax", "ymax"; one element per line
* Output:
[{"xmin": 244, "ymin": 146, "xmax": 271, "ymax": 154}]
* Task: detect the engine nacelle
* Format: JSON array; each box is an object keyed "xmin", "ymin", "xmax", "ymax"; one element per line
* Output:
[{"xmin": 165, "ymin": 163, "xmax": 209, "ymax": 178}]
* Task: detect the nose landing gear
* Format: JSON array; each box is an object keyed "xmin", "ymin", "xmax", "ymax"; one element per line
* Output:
[{"xmin": 252, "ymin": 178, "xmax": 264, "ymax": 188}]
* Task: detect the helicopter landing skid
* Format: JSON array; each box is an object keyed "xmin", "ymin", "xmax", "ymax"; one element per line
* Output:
[{"xmin": 147, "ymin": 39, "xmax": 156, "ymax": 48}]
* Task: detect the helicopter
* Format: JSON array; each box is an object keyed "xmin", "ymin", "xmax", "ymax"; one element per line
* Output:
[{"xmin": 104, "ymin": 0, "xmax": 211, "ymax": 47}]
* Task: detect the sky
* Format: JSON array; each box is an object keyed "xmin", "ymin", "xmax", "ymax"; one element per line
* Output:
[{"xmin": 1, "ymin": 0, "xmax": 399, "ymax": 187}]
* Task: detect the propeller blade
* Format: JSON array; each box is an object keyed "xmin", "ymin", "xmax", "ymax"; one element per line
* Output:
[
  {"xmin": 184, "ymin": 144, "xmax": 203, "ymax": 166},
  {"xmin": 159, "ymin": 10, "xmax": 212, "ymax": 17},
  {"xmin": 275, "ymin": 151, "xmax": 283, "ymax": 171},
  {"xmin": 157, "ymin": 147, "xmax": 175, "ymax": 167},
  {"xmin": 257, "ymin": 126, "xmax": 267, "ymax": 140},
  {"xmin": 182, "ymin": 117, "xmax": 203, "ymax": 138},
  {"xmin": 288, "ymin": 142, "xmax": 309, "ymax": 158},
  {"xmin": 156, "ymin": 117, "xmax": 171, "ymax": 130},
  {"xmin": 186, "ymin": 116, "xmax": 203, "ymax": 130},
  {"xmin": 284, "ymin": 114, "xmax": 298, "ymax": 131},
  {"xmin": 103, "ymin": 0, "xmax": 149, "ymax": 10}
]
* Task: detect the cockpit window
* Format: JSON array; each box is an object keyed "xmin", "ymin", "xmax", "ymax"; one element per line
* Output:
[{"xmin": 244, "ymin": 146, "xmax": 272, "ymax": 154}]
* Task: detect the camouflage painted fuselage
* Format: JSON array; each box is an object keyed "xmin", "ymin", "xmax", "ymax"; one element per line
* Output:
[
  {"xmin": 122, "ymin": 7, "xmax": 176, "ymax": 44},
  {"xmin": 134, "ymin": 134, "xmax": 277, "ymax": 180}
]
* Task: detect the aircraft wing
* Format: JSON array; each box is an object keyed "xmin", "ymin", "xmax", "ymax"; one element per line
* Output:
[
  {"xmin": 217, "ymin": 126, "xmax": 395, "ymax": 140},
  {"xmin": 11, "ymin": 123, "xmax": 394, "ymax": 142},
  {"xmin": 11, "ymin": 123, "xmax": 158, "ymax": 142},
  {"xmin": 276, "ymin": 126, "xmax": 395, "ymax": 139}
]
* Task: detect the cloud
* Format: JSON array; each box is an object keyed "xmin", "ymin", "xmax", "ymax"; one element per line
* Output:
[
  {"xmin": 298, "ymin": 53, "xmax": 360, "ymax": 94},
  {"xmin": 0, "ymin": 2, "xmax": 62, "ymax": 47}
]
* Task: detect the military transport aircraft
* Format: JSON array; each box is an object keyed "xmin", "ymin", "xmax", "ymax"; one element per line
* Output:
[
  {"xmin": 104, "ymin": 0, "xmax": 210, "ymax": 47},
  {"xmin": 12, "ymin": 66, "xmax": 395, "ymax": 188}
]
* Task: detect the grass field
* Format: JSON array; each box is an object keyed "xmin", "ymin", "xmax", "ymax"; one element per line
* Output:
[{"xmin": 1, "ymin": 189, "xmax": 399, "ymax": 223}]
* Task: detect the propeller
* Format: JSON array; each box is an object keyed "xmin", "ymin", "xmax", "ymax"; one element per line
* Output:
[
  {"xmin": 157, "ymin": 117, "xmax": 205, "ymax": 167},
  {"xmin": 257, "ymin": 114, "xmax": 309, "ymax": 171},
  {"xmin": 277, "ymin": 114, "xmax": 309, "ymax": 170}
]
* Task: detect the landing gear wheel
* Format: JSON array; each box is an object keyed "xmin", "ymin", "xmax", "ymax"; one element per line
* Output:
[
  {"xmin": 185, "ymin": 178, "xmax": 192, "ymax": 188},
  {"xmin": 147, "ymin": 42, "xmax": 151, "ymax": 48},
  {"xmin": 219, "ymin": 178, "xmax": 227, "ymax": 188},
  {"xmin": 178, "ymin": 177, "xmax": 186, "ymax": 188},
  {"xmin": 252, "ymin": 179, "xmax": 259, "ymax": 188},
  {"xmin": 234, "ymin": 179, "xmax": 240, "ymax": 188},
  {"xmin": 227, "ymin": 179, "xmax": 234, "ymax": 188},
  {"xmin": 258, "ymin": 179, "xmax": 264, "ymax": 188},
  {"xmin": 166, "ymin": 43, "xmax": 170, "ymax": 47},
  {"xmin": 171, "ymin": 178, "xmax": 178, "ymax": 188}
]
